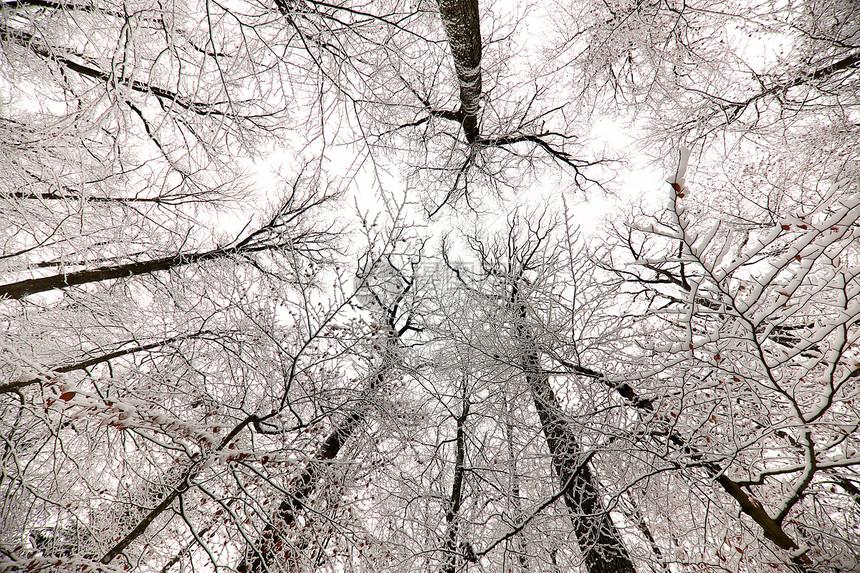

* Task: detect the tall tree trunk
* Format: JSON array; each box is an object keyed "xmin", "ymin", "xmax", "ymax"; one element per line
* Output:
[
  {"xmin": 0, "ymin": 248, "xmax": 234, "ymax": 300},
  {"xmin": 514, "ymin": 299, "xmax": 636, "ymax": 573},
  {"xmin": 0, "ymin": 235, "xmax": 300, "ymax": 300},
  {"xmin": 1, "ymin": 195, "xmax": 328, "ymax": 300},
  {"xmin": 238, "ymin": 329, "xmax": 400, "ymax": 573},
  {"xmin": 522, "ymin": 351, "xmax": 636, "ymax": 573},
  {"xmin": 441, "ymin": 390, "xmax": 470, "ymax": 573},
  {"xmin": 436, "ymin": 0, "xmax": 482, "ymax": 143},
  {"xmin": 236, "ymin": 412, "xmax": 365, "ymax": 573}
]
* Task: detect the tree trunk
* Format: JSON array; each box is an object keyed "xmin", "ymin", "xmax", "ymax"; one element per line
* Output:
[
  {"xmin": 441, "ymin": 395, "xmax": 470, "ymax": 573},
  {"xmin": 522, "ymin": 348, "xmax": 636, "ymax": 573},
  {"xmin": 238, "ymin": 328, "xmax": 400, "ymax": 573},
  {"xmin": 236, "ymin": 412, "xmax": 364, "ymax": 573},
  {"xmin": 0, "ymin": 244, "xmax": 280, "ymax": 300},
  {"xmin": 504, "ymin": 392, "xmax": 530, "ymax": 572},
  {"xmin": 436, "ymin": 0, "xmax": 482, "ymax": 143},
  {"xmin": 565, "ymin": 361, "xmax": 810, "ymax": 571},
  {"xmin": 0, "ymin": 251, "xmax": 216, "ymax": 300}
]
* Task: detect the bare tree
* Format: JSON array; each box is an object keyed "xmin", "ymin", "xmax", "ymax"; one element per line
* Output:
[
  {"xmin": 438, "ymin": 214, "xmax": 638, "ymax": 573},
  {"xmin": 4, "ymin": 2, "xmax": 860, "ymax": 573},
  {"xmin": 236, "ymin": 223, "xmax": 422, "ymax": 573},
  {"xmin": 595, "ymin": 146, "xmax": 860, "ymax": 570}
]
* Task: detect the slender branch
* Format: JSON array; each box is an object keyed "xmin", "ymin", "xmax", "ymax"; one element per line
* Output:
[
  {"xmin": 687, "ymin": 50, "xmax": 860, "ymax": 128},
  {"xmin": 550, "ymin": 354, "xmax": 811, "ymax": 569},
  {"xmin": 0, "ymin": 331, "xmax": 213, "ymax": 394},
  {"xmin": 101, "ymin": 415, "xmax": 258, "ymax": 564},
  {"xmin": 0, "ymin": 26, "xmax": 233, "ymax": 118}
]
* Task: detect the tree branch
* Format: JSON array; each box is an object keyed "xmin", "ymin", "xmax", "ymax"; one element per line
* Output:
[{"xmin": 550, "ymin": 354, "xmax": 811, "ymax": 569}]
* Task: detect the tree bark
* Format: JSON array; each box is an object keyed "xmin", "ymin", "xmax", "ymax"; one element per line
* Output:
[
  {"xmin": 436, "ymin": 0, "xmax": 482, "ymax": 143},
  {"xmin": 238, "ymin": 327, "xmax": 401, "ymax": 573},
  {"xmin": 0, "ymin": 244, "xmax": 280, "ymax": 300},
  {"xmin": 514, "ymin": 295, "xmax": 636, "ymax": 573}
]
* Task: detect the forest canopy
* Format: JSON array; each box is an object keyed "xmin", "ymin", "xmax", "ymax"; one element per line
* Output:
[{"xmin": 1, "ymin": 0, "xmax": 859, "ymax": 572}]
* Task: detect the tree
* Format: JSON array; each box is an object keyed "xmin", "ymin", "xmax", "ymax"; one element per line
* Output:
[
  {"xmin": 595, "ymin": 148, "xmax": 860, "ymax": 570},
  {"xmin": 0, "ymin": 191, "xmax": 345, "ymax": 573},
  {"xmin": 435, "ymin": 0, "xmax": 482, "ymax": 145},
  {"xmin": 4, "ymin": 0, "xmax": 860, "ymax": 572},
  {"xmin": 397, "ymin": 0, "xmax": 604, "ymax": 214},
  {"xmin": 436, "ymin": 214, "xmax": 639, "ymax": 573},
  {"xmin": 235, "ymin": 213, "xmax": 424, "ymax": 573}
]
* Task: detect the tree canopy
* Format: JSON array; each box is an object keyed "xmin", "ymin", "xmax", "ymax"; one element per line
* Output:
[{"xmin": 1, "ymin": 0, "xmax": 859, "ymax": 572}]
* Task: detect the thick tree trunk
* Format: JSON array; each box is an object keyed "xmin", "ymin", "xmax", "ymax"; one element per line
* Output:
[
  {"xmin": 505, "ymin": 276, "xmax": 635, "ymax": 573},
  {"xmin": 238, "ymin": 330, "xmax": 399, "ymax": 573},
  {"xmin": 436, "ymin": 0, "xmax": 482, "ymax": 143},
  {"xmin": 522, "ymin": 348, "xmax": 636, "ymax": 573}
]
